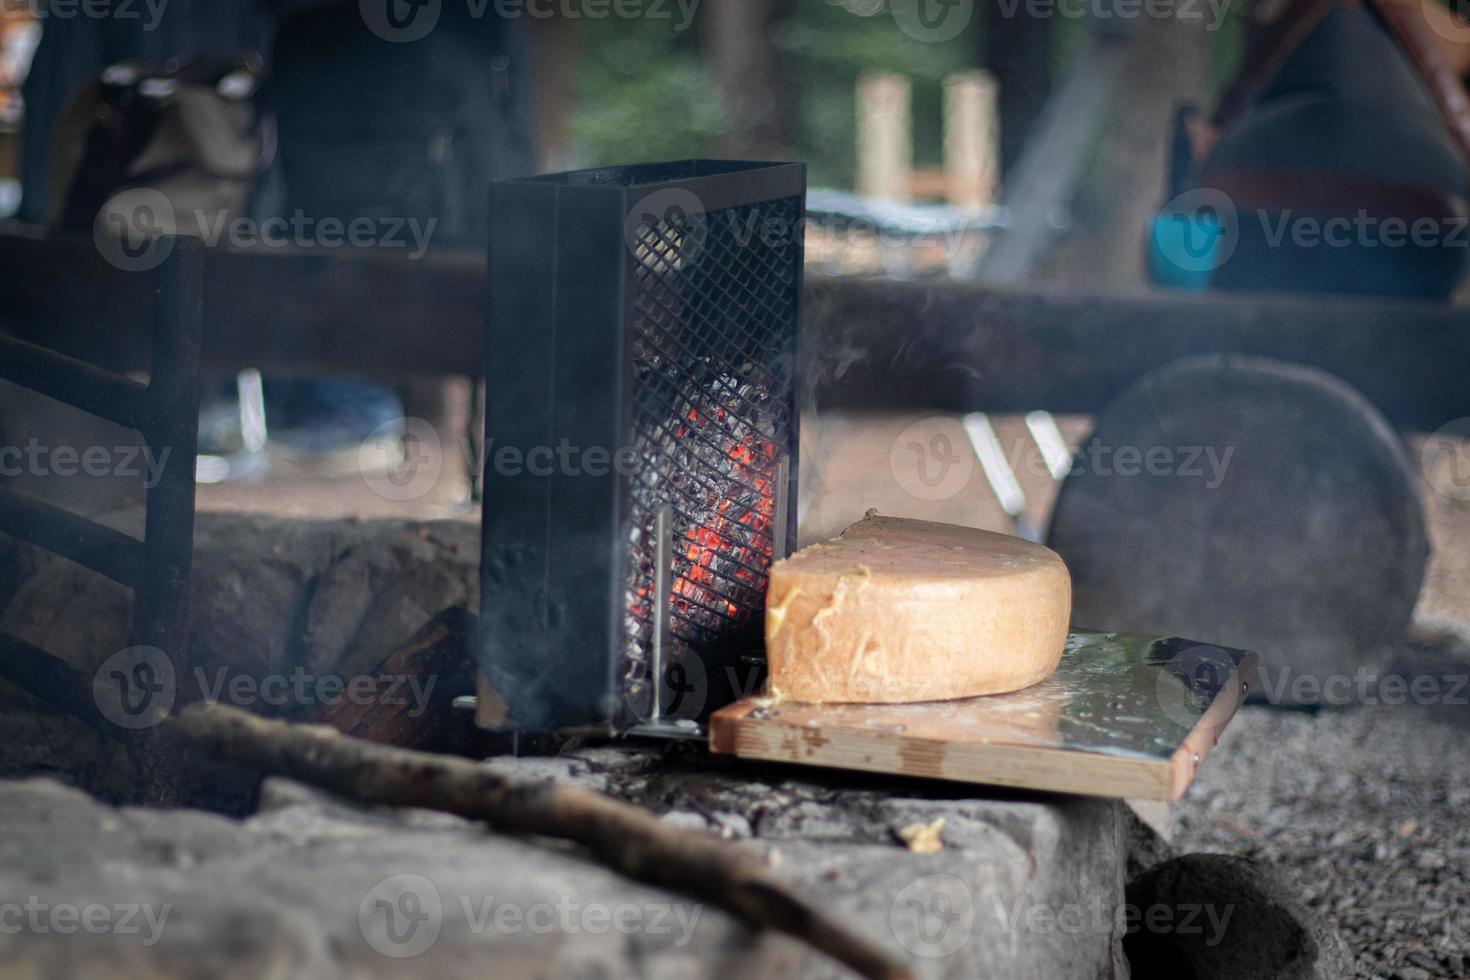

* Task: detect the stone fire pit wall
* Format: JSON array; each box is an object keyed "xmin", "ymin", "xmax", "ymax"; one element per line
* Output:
[
  {"xmin": 0, "ymin": 759, "xmax": 1129, "ymax": 977},
  {"xmin": 0, "ymin": 513, "xmax": 482, "ymax": 709},
  {"xmin": 0, "ymin": 514, "xmax": 1133, "ymax": 978}
]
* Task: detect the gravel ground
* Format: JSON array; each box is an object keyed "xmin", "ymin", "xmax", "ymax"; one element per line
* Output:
[{"xmin": 1174, "ymin": 658, "xmax": 1470, "ymax": 979}]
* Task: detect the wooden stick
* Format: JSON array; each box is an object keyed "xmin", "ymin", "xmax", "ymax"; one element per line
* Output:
[{"xmin": 170, "ymin": 702, "xmax": 912, "ymax": 980}]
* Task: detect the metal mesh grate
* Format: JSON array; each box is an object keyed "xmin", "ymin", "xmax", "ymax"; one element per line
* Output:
[{"xmin": 622, "ymin": 196, "xmax": 801, "ymax": 710}]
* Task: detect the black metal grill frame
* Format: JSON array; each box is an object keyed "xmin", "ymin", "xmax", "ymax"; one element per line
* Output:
[
  {"xmin": 481, "ymin": 161, "xmax": 805, "ymax": 734},
  {"xmin": 0, "ymin": 235, "xmax": 202, "ymax": 797}
]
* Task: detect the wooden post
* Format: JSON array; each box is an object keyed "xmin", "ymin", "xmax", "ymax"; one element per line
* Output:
[
  {"xmin": 525, "ymin": 7, "xmax": 583, "ymax": 171},
  {"xmin": 944, "ymin": 70, "xmax": 1000, "ymax": 211},
  {"xmin": 857, "ymin": 72, "xmax": 912, "ymax": 202},
  {"xmin": 983, "ymin": 1, "xmax": 1052, "ymax": 175},
  {"xmin": 702, "ymin": 0, "xmax": 790, "ymax": 158}
]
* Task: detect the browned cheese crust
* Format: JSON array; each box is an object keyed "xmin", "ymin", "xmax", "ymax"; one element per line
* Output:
[{"xmin": 765, "ymin": 516, "xmax": 1071, "ymax": 703}]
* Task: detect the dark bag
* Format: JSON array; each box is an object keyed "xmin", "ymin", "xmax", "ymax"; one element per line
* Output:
[
  {"xmin": 1155, "ymin": 0, "xmax": 1470, "ymax": 297},
  {"xmin": 49, "ymin": 54, "xmax": 271, "ymax": 237},
  {"xmin": 270, "ymin": 3, "xmax": 536, "ymax": 245}
]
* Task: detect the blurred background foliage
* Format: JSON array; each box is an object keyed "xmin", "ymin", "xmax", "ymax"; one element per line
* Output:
[{"xmin": 571, "ymin": 0, "xmax": 983, "ymax": 189}]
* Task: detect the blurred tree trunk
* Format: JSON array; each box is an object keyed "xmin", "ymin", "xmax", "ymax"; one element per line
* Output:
[
  {"xmin": 1045, "ymin": 17, "xmax": 1213, "ymax": 290},
  {"xmin": 984, "ymin": 9, "xmax": 1052, "ymax": 176},
  {"xmin": 526, "ymin": 11, "xmax": 582, "ymax": 171},
  {"xmin": 701, "ymin": 0, "xmax": 790, "ymax": 158}
]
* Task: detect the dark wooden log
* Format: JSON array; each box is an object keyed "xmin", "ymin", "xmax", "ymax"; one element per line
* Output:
[
  {"xmin": 307, "ymin": 606, "xmax": 476, "ymax": 752},
  {"xmin": 172, "ymin": 701, "xmax": 912, "ymax": 980},
  {"xmin": 803, "ymin": 277, "xmax": 1470, "ymax": 432},
  {"xmin": 5, "ymin": 227, "xmax": 1470, "ymax": 429},
  {"xmin": 0, "ymin": 226, "xmax": 486, "ymax": 378}
]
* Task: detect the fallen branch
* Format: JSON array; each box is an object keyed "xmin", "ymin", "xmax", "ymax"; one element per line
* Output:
[{"xmin": 170, "ymin": 701, "xmax": 912, "ymax": 980}]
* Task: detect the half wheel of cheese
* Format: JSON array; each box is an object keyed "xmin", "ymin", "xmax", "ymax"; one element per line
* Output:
[{"xmin": 764, "ymin": 515, "xmax": 1071, "ymax": 703}]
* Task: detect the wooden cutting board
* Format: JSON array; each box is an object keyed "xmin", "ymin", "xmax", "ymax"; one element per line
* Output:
[{"xmin": 710, "ymin": 631, "xmax": 1257, "ymax": 800}]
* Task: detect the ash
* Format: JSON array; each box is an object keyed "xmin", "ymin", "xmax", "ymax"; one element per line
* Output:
[{"xmin": 1175, "ymin": 639, "xmax": 1470, "ymax": 979}]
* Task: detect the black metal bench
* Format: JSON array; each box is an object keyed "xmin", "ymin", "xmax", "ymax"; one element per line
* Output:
[{"xmin": 0, "ymin": 235, "xmax": 202, "ymax": 797}]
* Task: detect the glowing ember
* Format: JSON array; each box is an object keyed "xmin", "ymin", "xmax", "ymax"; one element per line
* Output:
[
  {"xmin": 622, "ymin": 368, "xmax": 787, "ymax": 705},
  {"xmin": 672, "ymin": 436, "xmax": 777, "ymax": 621},
  {"xmin": 619, "ymin": 192, "xmax": 800, "ymax": 722}
]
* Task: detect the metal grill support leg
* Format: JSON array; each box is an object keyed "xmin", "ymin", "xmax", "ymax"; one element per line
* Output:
[{"xmin": 137, "ymin": 237, "xmax": 204, "ymax": 804}]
